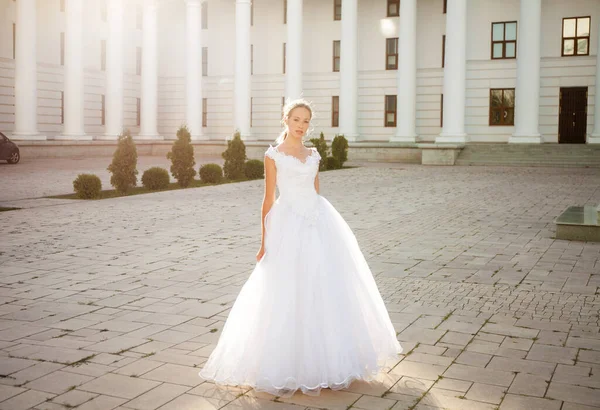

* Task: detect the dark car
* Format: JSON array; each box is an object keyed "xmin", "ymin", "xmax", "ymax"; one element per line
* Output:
[{"xmin": 0, "ymin": 132, "xmax": 20, "ymax": 164}]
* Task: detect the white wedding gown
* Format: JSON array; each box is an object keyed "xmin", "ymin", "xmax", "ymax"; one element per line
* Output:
[{"xmin": 198, "ymin": 145, "xmax": 402, "ymax": 397}]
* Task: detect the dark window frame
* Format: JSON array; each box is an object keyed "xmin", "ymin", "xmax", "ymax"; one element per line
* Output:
[
  {"xmin": 385, "ymin": 95, "xmax": 397, "ymax": 127},
  {"xmin": 60, "ymin": 32, "xmax": 65, "ymax": 66},
  {"xmin": 251, "ymin": 44, "xmax": 254, "ymax": 75},
  {"xmin": 440, "ymin": 94, "xmax": 444, "ymax": 127},
  {"xmin": 332, "ymin": 96, "xmax": 339, "ymax": 127},
  {"xmin": 12, "ymin": 23, "xmax": 16, "ymax": 60},
  {"xmin": 443, "ymin": 0, "xmax": 447, "ymax": 14},
  {"xmin": 387, "ymin": 0, "xmax": 399, "ymax": 17},
  {"xmin": 251, "ymin": 1, "xmax": 254, "ymax": 26},
  {"xmin": 202, "ymin": 47, "xmax": 208, "ymax": 76},
  {"xmin": 386, "ymin": 38, "xmax": 398, "ymax": 70},
  {"xmin": 136, "ymin": 97, "xmax": 141, "ymax": 126},
  {"xmin": 136, "ymin": 47, "xmax": 142, "ymax": 76},
  {"xmin": 283, "ymin": 43, "xmax": 286, "ymax": 74},
  {"xmin": 491, "ymin": 21, "xmax": 517, "ymax": 60},
  {"xmin": 61, "ymin": 91, "xmax": 65, "ymax": 124},
  {"xmin": 201, "ymin": 2, "xmax": 208, "ymax": 29},
  {"xmin": 202, "ymin": 98, "xmax": 207, "ymax": 127},
  {"xmin": 101, "ymin": 39, "xmax": 106, "ymax": 71},
  {"xmin": 333, "ymin": 40, "xmax": 341, "ymax": 72},
  {"xmin": 283, "ymin": 0, "xmax": 287, "ymax": 24},
  {"xmin": 250, "ymin": 97, "xmax": 253, "ymax": 127},
  {"xmin": 334, "ymin": 0, "xmax": 342, "ymax": 21},
  {"xmin": 101, "ymin": 94, "xmax": 106, "ymax": 126},
  {"xmin": 442, "ymin": 35, "xmax": 446, "ymax": 67},
  {"xmin": 489, "ymin": 88, "xmax": 515, "ymax": 126},
  {"xmin": 561, "ymin": 16, "xmax": 591, "ymax": 57}
]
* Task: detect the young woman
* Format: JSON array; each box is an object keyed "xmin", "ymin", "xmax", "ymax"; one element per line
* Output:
[{"xmin": 199, "ymin": 99, "xmax": 402, "ymax": 397}]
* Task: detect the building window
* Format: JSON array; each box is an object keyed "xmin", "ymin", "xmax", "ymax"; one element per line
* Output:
[
  {"xmin": 202, "ymin": 47, "xmax": 208, "ymax": 76},
  {"xmin": 251, "ymin": 45, "xmax": 254, "ymax": 75},
  {"xmin": 251, "ymin": 1, "xmax": 254, "ymax": 26},
  {"xmin": 101, "ymin": 0, "xmax": 107, "ymax": 22},
  {"xmin": 442, "ymin": 35, "xmax": 446, "ymax": 67},
  {"xmin": 101, "ymin": 40, "xmax": 106, "ymax": 71},
  {"xmin": 283, "ymin": 43, "xmax": 286, "ymax": 74},
  {"xmin": 385, "ymin": 95, "xmax": 397, "ymax": 127},
  {"xmin": 282, "ymin": 96, "xmax": 285, "ymax": 117},
  {"xmin": 332, "ymin": 96, "xmax": 339, "ymax": 127},
  {"xmin": 136, "ymin": 97, "xmax": 141, "ymax": 126},
  {"xmin": 283, "ymin": 0, "xmax": 287, "ymax": 24},
  {"xmin": 250, "ymin": 97, "xmax": 253, "ymax": 127},
  {"xmin": 12, "ymin": 23, "xmax": 15, "ymax": 60},
  {"xmin": 386, "ymin": 38, "xmax": 398, "ymax": 70},
  {"xmin": 202, "ymin": 98, "xmax": 207, "ymax": 127},
  {"xmin": 201, "ymin": 2, "xmax": 208, "ymax": 29},
  {"xmin": 489, "ymin": 88, "xmax": 515, "ymax": 126},
  {"xmin": 136, "ymin": 5, "xmax": 142, "ymax": 30},
  {"xmin": 440, "ymin": 94, "xmax": 444, "ymax": 127},
  {"xmin": 101, "ymin": 94, "xmax": 106, "ymax": 125},
  {"xmin": 562, "ymin": 16, "xmax": 590, "ymax": 56},
  {"xmin": 60, "ymin": 32, "xmax": 65, "ymax": 66},
  {"xmin": 61, "ymin": 91, "xmax": 64, "ymax": 124},
  {"xmin": 136, "ymin": 47, "xmax": 142, "ymax": 75},
  {"xmin": 387, "ymin": 0, "xmax": 399, "ymax": 17},
  {"xmin": 443, "ymin": 0, "xmax": 447, "ymax": 14},
  {"xmin": 491, "ymin": 21, "xmax": 517, "ymax": 59},
  {"xmin": 333, "ymin": 41, "xmax": 341, "ymax": 72},
  {"xmin": 334, "ymin": 0, "xmax": 342, "ymax": 21}
]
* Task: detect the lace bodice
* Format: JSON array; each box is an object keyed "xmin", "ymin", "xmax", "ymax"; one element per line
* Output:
[{"xmin": 265, "ymin": 145, "xmax": 321, "ymax": 221}]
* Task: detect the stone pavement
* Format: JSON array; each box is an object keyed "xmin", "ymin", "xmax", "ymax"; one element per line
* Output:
[{"xmin": 0, "ymin": 161, "xmax": 599, "ymax": 410}]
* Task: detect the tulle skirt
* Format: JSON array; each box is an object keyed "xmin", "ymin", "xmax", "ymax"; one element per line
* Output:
[{"xmin": 198, "ymin": 195, "xmax": 402, "ymax": 397}]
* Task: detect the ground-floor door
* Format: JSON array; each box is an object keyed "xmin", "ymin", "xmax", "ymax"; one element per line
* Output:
[{"xmin": 559, "ymin": 87, "xmax": 587, "ymax": 144}]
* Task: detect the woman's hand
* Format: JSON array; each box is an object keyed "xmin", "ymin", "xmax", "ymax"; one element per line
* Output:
[{"xmin": 256, "ymin": 245, "xmax": 265, "ymax": 262}]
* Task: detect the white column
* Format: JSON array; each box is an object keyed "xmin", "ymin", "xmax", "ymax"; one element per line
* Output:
[
  {"xmin": 186, "ymin": 0, "xmax": 204, "ymax": 140},
  {"xmin": 286, "ymin": 0, "xmax": 303, "ymax": 100},
  {"xmin": 392, "ymin": 0, "xmax": 417, "ymax": 143},
  {"xmin": 138, "ymin": 0, "xmax": 162, "ymax": 140},
  {"xmin": 56, "ymin": 0, "xmax": 90, "ymax": 140},
  {"xmin": 510, "ymin": 0, "xmax": 542, "ymax": 144},
  {"xmin": 339, "ymin": 0, "xmax": 359, "ymax": 141},
  {"xmin": 100, "ymin": 0, "xmax": 124, "ymax": 140},
  {"xmin": 234, "ymin": 0, "xmax": 252, "ymax": 139},
  {"xmin": 12, "ymin": 0, "xmax": 45, "ymax": 140},
  {"xmin": 588, "ymin": 17, "xmax": 600, "ymax": 143},
  {"xmin": 436, "ymin": 0, "xmax": 467, "ymax": 144}
]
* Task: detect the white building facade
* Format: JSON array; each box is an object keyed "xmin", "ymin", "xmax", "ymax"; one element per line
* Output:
[{"xmin": 1, "ymin": 0, "xmax": 599, "ymax": 144}]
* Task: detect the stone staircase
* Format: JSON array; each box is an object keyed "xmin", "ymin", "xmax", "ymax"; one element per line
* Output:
[{"xmin": 455, "ymin": 144, "xmax": 600, "ymax": 168}]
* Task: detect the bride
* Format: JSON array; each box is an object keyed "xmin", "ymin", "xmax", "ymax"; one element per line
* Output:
[{"xmin": 199, "ymin": 99, "xmax": 402, "ymax": 397}]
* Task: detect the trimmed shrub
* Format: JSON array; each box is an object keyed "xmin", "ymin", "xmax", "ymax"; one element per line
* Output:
[
  {"xmin": 199, "ymin": 163, "xmax": 223, "ymax": 183},
  {"xmin": 167, "ymin": 126, "xmax": 197, "ymax": 187},
  {"xmin": 73, "ymin": 174, "xmax": 102, "ymax": 199},
  {"xmin": 332, "ymin": 134, "xmax": 349, "ymax": 167},
  {"xmin": 326, "ymin": 156, "xmax": 341, "ymax": 170},
  {"xmin": 142, "ymin": 167, "xmax": 170, "ymax": 190},
  {"xmin": 309, "ymin": 132, "xmax": 328, "ymax": 171},
  {"xmin": 245, "ymin": 159, "xmax": 264, "ymax": 180},
  {"xmin": 222, "ymin": 131, "xmax": 247, "ymax": 180},
  {"xmin": 107, "ymin": 130, "xmax": 138, "ymax": 193}
]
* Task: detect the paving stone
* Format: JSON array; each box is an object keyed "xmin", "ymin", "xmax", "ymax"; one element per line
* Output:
[
  {"xmin": 455, "ymin": 351, "xmax": 492, "ymax": 368},
  {"xmin": 75, "ymin": 394, "xmax": 127, "ymax": 410},
  {"xmin": 141, "ymin": 363, "xmax": 204, "ymax": 387},
  {"xmin": 0, "ymin": 385, "xmax": 26, "ymax": 402},
  {"xmin": 50, "ymin": 389, "xmax": 98, "ymax": 407},
  {"xmin": 420, "ymin": 388, "xmax": 497, "ymax": 410},
  {"xmin": 499, "ymin": 394, "xmax": 562, "ymax": 410},
  {"xmin": 24, "ymin": 370, "xmax": 94, "ymax": 394},
  {"xmin": 465, "ymin": 383, "xmax": 506, "ymax": 404},
  {"xmin": 443, "ymin": 364, "xmax": 515, "ymax": 387},
  {"xmin": 353, "ymin": 395, "xmax": 397, "ymax": 410},
  {"xmin": 433, "ymin": 378, "xmax": 472, "ymax": 393},
  {"xmin": 124, "ymin": 383, "xmax": 190, "ymax": 410},
  {"xmin": 78, "ymin": 373, "xmax": 161, "ymax": 399},
  {"xmin": 0, "ymin": 389, "xmax": 54, "ymax": 410},
  {"xmin": 546, "ymin": 382, "xmax": 600, "ymax": 407},
  {"xmin": 526, "ymin": 344, "xmax": 577, "ymax": 365},
  {"xmin": 507, "ymin": 373, "xmax": 549, "ymax": 397},
  {"xmin": 390, "ymin": 361, "xmax": 447, "ymax": 381},
  {"xmin": 486, "ymin": 357, "xmax": 556, "ymax": 378}
]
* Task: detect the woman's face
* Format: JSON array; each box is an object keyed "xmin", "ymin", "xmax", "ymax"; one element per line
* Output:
[{"xmin": 285, "ymin": 107, "xmax": 311, "ymax": 140}]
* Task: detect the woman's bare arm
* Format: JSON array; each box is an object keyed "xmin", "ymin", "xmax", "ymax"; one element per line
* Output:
[
  {"xmin": 260, "ymin": 156, "xmax": 277, "ymax": 248},
  {"xmin": 314, "ymin": 172, "xmax": 320, "ymax": 195}
]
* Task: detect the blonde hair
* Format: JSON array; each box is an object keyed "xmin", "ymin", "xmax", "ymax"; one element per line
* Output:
[{"xmin": 275, "ymin": 98, "xmax": 314, "ymax": 144}]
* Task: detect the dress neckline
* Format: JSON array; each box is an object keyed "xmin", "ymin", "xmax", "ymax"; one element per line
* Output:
[{"xmin": 272, "ymin": 145, "xmax": 315, "ymax": 165}]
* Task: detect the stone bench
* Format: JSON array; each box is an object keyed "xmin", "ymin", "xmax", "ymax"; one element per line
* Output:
[{"xmin": 555, "ymin": 205, "xmax": 600, "ymax": 242}]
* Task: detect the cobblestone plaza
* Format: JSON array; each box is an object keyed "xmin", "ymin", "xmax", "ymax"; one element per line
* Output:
[{"xmin": 0, "ymin": 159, "xmax": 599, "ymax": 410}]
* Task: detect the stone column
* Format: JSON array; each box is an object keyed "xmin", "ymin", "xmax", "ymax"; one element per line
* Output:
[
  {"xmin": 339, "ymin": 0, "xmax": 359, "ymax": 141},
  {"xmin": 510, "ymin": 0, "xmax": 542, "ymax": 143},
  {"xmin": 56, "ymin": 0, "xmax": 90, "ymax": 140},
  {"xmin": 392, "ymin": 0, "xmax": 417, "ymax": 143},
  {"xmin": 12, "ymin": 0, "xmax": 45, "ymax": 140},
  {"xmin": 588, "ymin": 17, "xmax": 600, "ymax": 143},
  {"xmin": 138, "ymin": 0, "xmax": 162, "ymax": 140},
  {"xmin": 436, "ymin": 0, "xmax": 467, "ymax": 144},
  {"xmin": 286, "ymin": 0, "xmax": 303, "ymax": 100},
  {"xmin": 235, "ymin": 0, "xmax": 252, "ymax": 139},
  {"xmin": 186, "ymin": 0, "xmax": 205, "ymax": 140},
  {"xmin": 100, "ymin": 0, "xmax": 124, "ymax": 140}
]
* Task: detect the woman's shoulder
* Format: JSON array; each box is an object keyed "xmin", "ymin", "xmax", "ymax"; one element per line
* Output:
[{"xmin": 265, "ymin": 144, "xmax": 279, "ymax": 160}]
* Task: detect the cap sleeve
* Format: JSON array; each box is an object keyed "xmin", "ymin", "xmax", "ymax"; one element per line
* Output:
[
  {"xmin": 311, "ymin": 147, "xmax": 321, "ymax": 160},
  {"xmin": 265, "ymin": 145, "xmax": 278, "ymax": 161}
]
